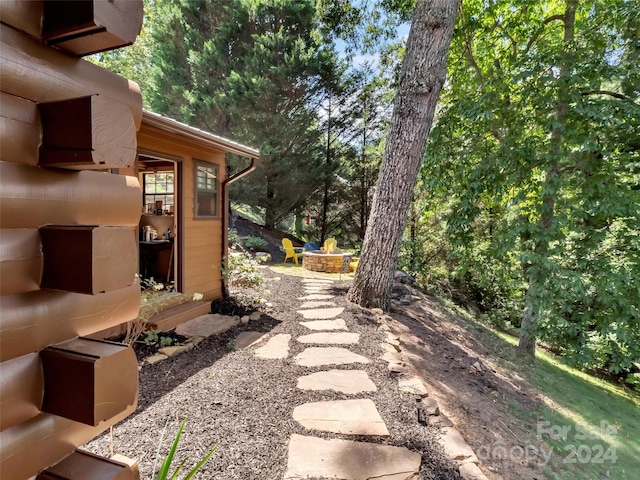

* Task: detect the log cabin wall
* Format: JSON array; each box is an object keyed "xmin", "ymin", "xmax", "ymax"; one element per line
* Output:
[
  {"xmin": 1, "ymin": 1, "xmax": 144, "ymax": 479},
  {"xmin": 137, "ymin": 124, "xmax": 227, "ymax": 299}
]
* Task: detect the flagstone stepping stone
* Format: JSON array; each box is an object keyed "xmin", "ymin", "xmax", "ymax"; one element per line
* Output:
[
  {"xmin": 284, "ymin": 434, "xmax": 421, "ymax": 480},
  {"xmin": 293, "ymin": 398, "xmax": 389, "ymax": 436},
  {"xmin": 297, "ymin": 332, "xmax": 360, "ymax": 345},
  {"xmin": 254, "ymin": 334, "xmax": 291, "ymax": 359},
  {"xmin": 459, "ymin": 462, "xmax": 489, "ymax": 480},
  {"xmin": 439, "ymin": 427, "xmax": 479, "ymax": 464},
  {"xmin": 398, "ymin": 376, "xmax": 429, "ymax": 397},
  {"xmin": 233, "ymin": 331, "xmax": 266, "ymax": 350},
  {"xmin": 176, "ymin": 314, "xmax": 239, "ymax": 338},
  {"xmin": 298, "ymin": 294, "xmax": 334, "ymax": 300},
  {"xmin": 304, "ymin": 287, "xmax": 331, "ymax": 293},
  {"xmin": 297, "ymin": 307, "xmax": 344, "ymax": 319},
  {"xmin": 302, "ymin": 278, "xmax": 333, "ymax": 283},
  {"xmin": 299, "ymin": 301, "xmax": 336, "ymax": 309},
  {"xmin": 297, "ymin": 369, "xmax": 376, "ymax": 394},
  {"xmin": 299, "ymin": 319, "xmax": 347, "ymax": 331},
  {"xmin": 294, "ymin": 347, "xmax": 370, "ymax": 367}
]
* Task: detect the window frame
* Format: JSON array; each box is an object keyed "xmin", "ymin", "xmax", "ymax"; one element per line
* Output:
[{"xmin": 193, "ymin": 160, "xmax": 219, "ymax": 219}]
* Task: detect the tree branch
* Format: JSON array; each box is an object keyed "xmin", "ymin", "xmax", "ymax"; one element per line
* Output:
[
  {"xmin": 581, "ymin": 90, "xmax": 638, "ymax": 104},
  {"xmin": 524, "ymin": 14, "xmax": 565, "ymax": 54}
]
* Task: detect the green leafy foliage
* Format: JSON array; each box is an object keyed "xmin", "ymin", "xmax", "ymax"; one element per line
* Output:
[
  {"xmin": 413, "ymin": 0, "xmax": 639, "ymax": 376},
  {"xmin": 152, "ymin": 419, "xmax": 217, "ymax": 480},
  {"xmin": 243, "ymin": 236, "xmax": 268, "ymax": 250}
]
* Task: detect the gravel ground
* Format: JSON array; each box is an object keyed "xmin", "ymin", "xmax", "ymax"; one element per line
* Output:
[{"xmin": 83, "ymin": 267, "xmax": 459, "ymax": 479}]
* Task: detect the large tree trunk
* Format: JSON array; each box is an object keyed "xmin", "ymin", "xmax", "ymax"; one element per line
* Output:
[
  {"xmin": 347, "ymin": 0, "xmax": 461, "ymax": 309},
  {"xmin": 518, "ymin": 0, "xmax": 576, "ymax": 356}
]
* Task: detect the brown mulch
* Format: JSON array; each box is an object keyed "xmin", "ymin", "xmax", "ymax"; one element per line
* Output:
[{"xmin": 83, "ymin": 268, "xmax": 461, "ymax": 479}]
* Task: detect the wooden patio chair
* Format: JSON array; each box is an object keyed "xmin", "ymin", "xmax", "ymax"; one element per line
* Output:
[
  {"xmin": 282, "ymin": 238, "xmax": 304, "ymax": 265},
  {"xmin": 323, "ymin": 237, "xmax": 337, "ymax": 252}
]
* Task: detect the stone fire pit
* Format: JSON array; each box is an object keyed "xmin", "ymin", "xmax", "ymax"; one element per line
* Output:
[{"xmin": 302, "ymin": 250, "xmax": 353, "ymax": 273}]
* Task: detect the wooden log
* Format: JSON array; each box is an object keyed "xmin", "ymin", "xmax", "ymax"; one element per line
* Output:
[
  {"xmin": 0, "ymin": 282, "xmax": 140, "ymax": 363},
  {"xmin": 40, "ymin": 226, "xmax": 136, "ymax": 294},
  {"xmin": 0, "ymin": 353, "xmax": 43, "ymax": 432},
  {"xmin": 0, "ymin": 162, "xmax": 142, "ymax": 229},
  {"xmin": 36, "ymin": 450, "xmax": 137, "ymax": 480},
  {"xmin": 0, "ymin": 25, "xmax": 142, "ymax": 129},
  {"xmin": 0, "ymin": 92, "xmax": 40, "ymax": 166},
  {"xmin": 39, "ymin": 95, "xmax": 137, "ymax": 170},
  {"xmin": 0, "ymin": 229, "xmax": 42, "ymax": 295},
  {"xmin": 40, "ymin": 338, "xmax": 137, "ymax": 426},
  {"xmin": 0, "ymin": 0, "xmax": 43, "ymax": 39},
  {"xmin": 43, "ymin": 0, "xmax": 144, "ymax": 57},
  {"xmin": 0, "ymin": 401, "xmax": 137, "ymax": 480}
]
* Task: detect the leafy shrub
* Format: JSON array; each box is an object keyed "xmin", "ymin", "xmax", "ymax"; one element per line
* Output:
[
  {"xmin": 243, "ymin": 235, "xmax": 268, "ymax": 250},
  {"xmin": 228, "ymin": 228, "xmax": 240, "ymax": 246},
  {"xmin": 222, "ymin": 250, "xmax": 264, "ymax": 290}
]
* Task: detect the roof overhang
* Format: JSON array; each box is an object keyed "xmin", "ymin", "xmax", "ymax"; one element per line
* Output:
[{"xmin": 141, "ymin": 110, "xmax": 260, "ymax": 159}]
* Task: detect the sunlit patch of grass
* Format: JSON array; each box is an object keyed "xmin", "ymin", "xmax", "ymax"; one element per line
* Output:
[{"xmin": 483, "ymin": 329, "xmax": 640, "ymax": 479}]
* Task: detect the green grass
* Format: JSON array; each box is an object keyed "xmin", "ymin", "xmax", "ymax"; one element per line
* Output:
[
  {"xmin": 487, "ymin": 330, "xmax": 640, "ymax": 480},
  {"xmin": 231, "ymin": 202, "xmax": 265, "ymax": 225}
]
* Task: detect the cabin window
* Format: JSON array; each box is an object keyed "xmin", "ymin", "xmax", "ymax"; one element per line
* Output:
[
  {"xmin": 143, "ymin": 172, "xmax": 174, "ymax": 213},
  {"xmin": 195, "ymin": 161, "xmax": 219, "ymax": 218}
]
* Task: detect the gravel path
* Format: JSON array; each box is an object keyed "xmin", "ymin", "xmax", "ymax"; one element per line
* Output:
[{"xmin": 83, "ymin": 267, "xmax": 459, "ymax": 479}]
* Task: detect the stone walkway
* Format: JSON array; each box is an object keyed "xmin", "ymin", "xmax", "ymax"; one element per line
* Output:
[
  {"xmin": 150, "ymin": 274, "xmax": 489, "ymax": 479},
  {"xmin": 251, "ymin": 277, "xmax": 422, "ymax": 479}
]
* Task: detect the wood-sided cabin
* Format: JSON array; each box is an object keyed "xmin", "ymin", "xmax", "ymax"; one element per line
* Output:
[{"xmin": 129, "ymin": 111, "xmax": 259, "ymax": 331}]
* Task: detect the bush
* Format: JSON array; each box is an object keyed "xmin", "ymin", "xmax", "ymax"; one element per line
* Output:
[
  {"xmin": 243, "ymin": 235, "xmax": 268, "ymax": 250},
  {"xmin": 222, "ymin": 250, "xmax": 264, "ymax": 291},
  {"xmin": 228, "ymin": 228, "xmax": 240, "ymax": 246}
]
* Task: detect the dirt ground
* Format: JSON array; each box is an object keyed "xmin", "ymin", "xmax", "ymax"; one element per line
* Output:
[{"xmin": 390, "ymin": 287, "xmax": 551, "ymax": 480}]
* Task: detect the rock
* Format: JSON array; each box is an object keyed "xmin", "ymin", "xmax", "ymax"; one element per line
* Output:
[
  {"xmin": 400, "ymin": 295, "xmax": 412, "ymax": 305},
  {"xmin": 297, "ymin": 332, "xmax": 360, "ymax": 345},
  {"xmin": 249, "ymin": 311, "xmax": 261, "ymax": 321},
  {"xmin": 385, "ymin": 337, "xmax": 401, "ymax": 350},
  {"xmin": 157, "ymin": 345, "xmax": 190, "ymax": 357},
  {"xmin": 146, "ymin": 354, "xmax": 168, "ymax": 365},
  {"xmin": 296, "ymin": 307, "xmax": 344, "ymax": 319},
  {"xmin": 371, "ymin": 308, "xmax": 384, "ymax": 315},
  {"xmin": 234, "ymin": 331, "xmax": 266, "ymax": 350},
  {"xmin": 439, "ymin": 427, "xmax": 479, "ymax": 464},
  {"xmin": 297, "ymin": 370, "xmax": 377, "ymax": 394},
  {"xmin": 388, "ymin": 362, "xmax": 408, "ymax": 373},
  {"xmin": 459, "ymin": 463, "xmax": 489, "ymax": 480},
  {"xmin": 394, "ymin": 270, "xmax": 413, "ymax": 284},
  {"xmin": 293, "ymin": 399, "xmax": 389, "ymax": 436},
  {"xmin": 381, "ymin": 350, "xmax": 403, "ymax": 364},
  {"xmin": 185, "ymin": 336, "xmax": 205, "ymax": 347},
  {"xmin": 470, "ymin": 361, "xmax": 484, "ymax": 374},
  {"xmin": 284, "ymin": 434, "xmax": 421, "ymax": 480},
  {"xmin": 176, "ymin": 314, "xmax": 239, "ymax": 337},
  {"xmin": 294, "ymin": 347, "xmax": 370, "ymax": 367},
  {"xmin": 240, "ymin": 315, "xmax": 250, "ymax": 325},
  {"xmin": 419, "ymin": 397, "xmax": 440, "ymax": 416},
  {"xmin": 254, "ymin": 252, "xmax": 271, "ymax": 261},
  {"xmin": 254, "ymin": 334, "xmax": 291, "ymax": 359},
  {"xmin": 299, "ymin": 319, "xmax": 347, "ymax": 331},
  {"xmin": 430, "ymin": 415, "xmax": 454, "ymax": 428},
  {"xmin": 398, "ymin": 377, "xmax": 429, "ymax": 398}
]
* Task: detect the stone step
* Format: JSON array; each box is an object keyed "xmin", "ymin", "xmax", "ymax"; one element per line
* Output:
[
  {"xmin": 297, "ymin": 332, "xmax": 360, "ymax": 345},
  {"xmin": 297, "ymin": 307, "xmax": 344, "ymax": 319},
  {"xmin": 298, "ymin": 301, "xmax": 336, "ymax": 309},
  {"xmin": 299, "ymin": 319, "xmax": 347, "ymax": 331},
  {"xmin": 298, "ymin": 294, "xmax": 334, "ymax": 301},
  {"xmin": 293, "ymin": 399, "xmax": 389, "ymax": 436},
  {"xmin": 284, "ymin": 434, "xmax": 421, "ymax": 480},
  {"xmin": 297, "ymin": 369, "xmax": 377, "ymax": 394},
  {"xmin": 254, "ymin": 334, "xmax": 291, "ymax": 359},
  {"xmin": 233, "ymin": 331, "xmax": 266, "ymax": 350},
  {"xmin": 294, "ymin": 347, "xmax": 370, "ymax": 367}
]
